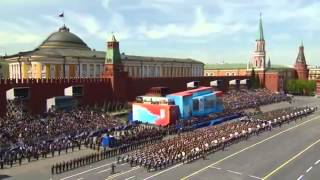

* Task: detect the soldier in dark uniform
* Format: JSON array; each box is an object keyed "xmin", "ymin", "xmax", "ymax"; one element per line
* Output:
[
  {"xmin": 66, "ymin": 161, "xmax": 69, "ymax": 171},
  {"xmin": 58, "ymin": 146, "xmax": 61, "ymax": 156},
  {"xmin": 51, "ymin": 149, "xmax": 55, "ymax": 157},
  {"xmin": 51, "ymin": 165, "xmax": 55, "ymax": 174},
  {"xmin": 202, "ymin": 151, "xmax": 206, "ymax": 160},
  {"xmin": 62, "ymin": 161, "xmax": 65, "ymax": 172},
  {"xmin": 10, "ymin": 158, "xmax": 13, "ymax": 167},
  {"xmin": 55, "ymin": 163, "xmax": 59, "ymax": 174},
  {"xmin": 147, "ymin": 163, "xmax": 151, "ymax": 172},
  {"xmin": 0, "ymin": 159, "xmax": 4, "ymax": 169},
  {"xmin": 74, "ymin": 159, "xmax": 78, "ymax": 168},
  {"xmin": 27, "ymin": 153, "xmax": 31, "ymax": 162},
  {"xmin": 18, "ymin": 155, "xmax": 22, "ymax": 165},
  {"xmin": 130, "ymin": 159, "xmax": 133, "ymax": 167},
  {"xmin": 111, "ymin": 163, "xmax": 116, "ymax": 174},
  {"xmin": 58, "ymin": 162, "xmax": 62, "ymax": 173}
]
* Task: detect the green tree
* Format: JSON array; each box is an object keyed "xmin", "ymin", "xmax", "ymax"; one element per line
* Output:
[
  {"xmin": 250, "ymin": 68, "xmax": 261, "ymax": 89},
  {"xmin": 286, "ymin": 80, "xmax": 316, "ymax": 95}
]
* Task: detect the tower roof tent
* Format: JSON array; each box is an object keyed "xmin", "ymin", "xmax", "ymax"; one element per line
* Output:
[{"xmin": 257, "ymin": 13, "xmax": 264, "ymax": 41}]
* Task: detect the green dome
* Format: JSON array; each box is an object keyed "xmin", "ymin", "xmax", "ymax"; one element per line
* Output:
[{"xmin": 39, "ymin": 26, "xmax": 90, "ymax": 50}]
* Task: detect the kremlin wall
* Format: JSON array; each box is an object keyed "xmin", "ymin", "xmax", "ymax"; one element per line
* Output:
[{"xmin": 0, "ymin": 75, "xmax": 247, "ymax": 117}]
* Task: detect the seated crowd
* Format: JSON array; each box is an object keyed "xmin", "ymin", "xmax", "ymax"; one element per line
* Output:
[
  {"xmin": 0, "ymin": 107, "xmax": 163, "ymax": 168},
  {"xmin": 0, "ymin": 107, "xmax": 120, "ymax": 166},
  {"xmin": 179, "ymin": 89, "xmax": 290, "ymax": 128},
  {"xmin": 222, "ymin": 89, "xmax": 290, "ymax": 111}
]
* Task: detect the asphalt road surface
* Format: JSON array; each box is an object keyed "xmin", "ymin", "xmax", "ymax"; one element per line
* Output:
[{"xmin": 2, "ymin": 96, "xmax": 320, "ymax": 180}]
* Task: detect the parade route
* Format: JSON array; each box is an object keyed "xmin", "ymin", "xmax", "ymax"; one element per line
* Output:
[{"xmin": 53, "ymin": 109, "xmax": 320, "ymax": 180}]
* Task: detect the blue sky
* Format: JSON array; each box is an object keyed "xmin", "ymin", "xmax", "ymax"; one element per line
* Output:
[{"xmin": 0, "ymin": 0, "xmax": 319, "ymax": 66}]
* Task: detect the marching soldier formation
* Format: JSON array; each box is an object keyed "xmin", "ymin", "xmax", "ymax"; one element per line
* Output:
[
  {"xmin": 118, "ymin": 106, "xmax": 316, "ymax": 172},
  {"xmin": 51, "ymin": 134, "xmax": 164, "ymax": 174}
]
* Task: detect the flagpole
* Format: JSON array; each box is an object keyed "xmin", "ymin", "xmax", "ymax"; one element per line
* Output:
[
  {"xmin": 63, "ymin": 11, "xmax": 66, "ymax": 26},
  {"xmin": 58, "ymin": 11, "xmax": 65, "ymax": 27},
  {"xmin": 63, "ymin": 11, "xmax": 65, "ymax": 26}
]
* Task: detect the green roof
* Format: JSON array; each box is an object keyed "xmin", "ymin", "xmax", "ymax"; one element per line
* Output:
[
  {"xmin": 205, "ymin": 63, "xmax": 247, "ymax": 70},
  {"xmin": 265, "ymin": 67, "xmax": 294, "ymax": 72},
  {"xmin": 205, "ymin": 63, "xmax": 289, "ymax": 70}
]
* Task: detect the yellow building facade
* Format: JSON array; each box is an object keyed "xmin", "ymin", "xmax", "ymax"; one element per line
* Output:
[{"xmin": 5, "ymin": 26, "xmax": 203, "ymax": 79}]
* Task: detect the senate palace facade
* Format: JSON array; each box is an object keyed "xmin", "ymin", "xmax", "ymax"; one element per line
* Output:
[{"xmin": 4, "ymin": 25, "xmax": 204, "ymax": 79}]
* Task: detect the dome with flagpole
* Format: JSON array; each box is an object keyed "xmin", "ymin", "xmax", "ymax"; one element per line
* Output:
[{"xmin": 38, "ymin": 25, "xmax": 90, "ymax": 50}]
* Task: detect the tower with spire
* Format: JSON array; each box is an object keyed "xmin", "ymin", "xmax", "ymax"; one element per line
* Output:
[
  {"xmin": 103, "ymin": 33, "xmax": 123, "ymax": 77},
  {"xmin": 267, "ymin": 57, "xmax": 271, "ymax": 69},
  {"xmin": 251, "ymin": 13, "xmax": 266, "ymax": 71},
  {"xmin": 102, "ymin": 33, "xmax": 128, "ymax": 101},
  {"xmin": 294, "ymin": 42, "xmax": 309, "ymax": 80}
]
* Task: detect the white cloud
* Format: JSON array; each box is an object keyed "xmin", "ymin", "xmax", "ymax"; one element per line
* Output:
[
  {"xmin": 45, "ymin": 9, "xmax": 131, "ymax": 42},
  {"xmin": 68, "ymin": 12, "xmax": 101, "ymax": 35},
  {"xmin": 118, "ymin": 0, "xmax": 178, "ymax": 14},
  {"xmin": 0, "ymin": 31, "xmax": 42, "ymax": 45},
  {"xmin": 0, "ymin": 19, "xmax": 48, "ymax": 49},
  {"xmin": 139, "ymin": 6, "xmax": 252, "ymax": 39}
]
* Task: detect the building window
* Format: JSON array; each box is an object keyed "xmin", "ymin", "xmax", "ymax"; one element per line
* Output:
[
  {"xmin": 143, "ymin": 66, "xmax": 148, "ymax": 77},
  {"xmin": 27, "ymin": 65, "xmax": 32, "ymax": 78},
  {"xmin": 82, "ymin": 64, "xmax": 87, "ymax": 77},
  {"xmin": 75, "ymin": 65, "xmax": 79, "ymax": 78},
  {"xmin": 50, "ymin": 65, "xmax": 55, "ymax": 79},
  {"xmin": 41, "ymin": 64, "xmax": 46, "ymax": 79},
  {"xmin": 95, "ymin": 64, "xmax": 100, "ymax": 77},
  {"xmin": 65, "ymin": 64, "xmax": 69, "ymax": 78},
  {"xmin": 59, "ymin": 65, "xmax": 63, "ymax": 78},
  {"xmin": 127, "ymin": 66, "xmax": 131, "ymax": 76},
  {"xmin": 156, "ymin": 66, "xmax": 160, "ymax": 77},
  {"xmin": 89, "ymin": 64, "xmax": 94, "ymax": 77}
]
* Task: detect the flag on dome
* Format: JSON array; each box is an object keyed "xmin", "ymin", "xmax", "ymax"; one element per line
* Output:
[{"xmin": 58, "ymin": 12, "xmax": 64, "ymax": 18}]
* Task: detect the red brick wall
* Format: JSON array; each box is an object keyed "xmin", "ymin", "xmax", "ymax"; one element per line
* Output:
[
  {"xmin": 125, "ymin": 76, "xmax": 248, "ymax": 101},
  {"xmin": 0, "ymin": 78, "xmax": 113, "ymax": 116},
  {"xmin": 0, "ymin": 76, "xmax": 249, "ymax": 117},
  {"xmin": 295, "ymin": 63, "xmax": 309, "ymax": 80},
  {"xmin": 265, "ymin": 73, "xmax": 280, "ymax": 92}
]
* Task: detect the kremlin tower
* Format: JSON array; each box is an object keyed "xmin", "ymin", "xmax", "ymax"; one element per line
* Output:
[
  {"xmin": 102, "ymin": 34, "xmax": 128, "ymax": 101},
  {"xmin": 294, "ymin": 42, "xmax": 309, "ymax": 80},
  {"xmin": 252, "ymin": 13, "xmax": 266, "ymax": 71},
  {"xmin": 248, "ymin": 13, "xmax": 266, "ymax": 87}
]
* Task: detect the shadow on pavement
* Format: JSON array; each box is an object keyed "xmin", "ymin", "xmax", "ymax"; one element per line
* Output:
[{"xmin": 0, "ymin": 175, "xmax": 11, "ymax": 179}]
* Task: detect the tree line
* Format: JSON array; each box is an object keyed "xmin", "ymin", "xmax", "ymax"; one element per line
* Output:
[{"xmin": 286, "ymin": 79, "xmax": 316, "ymax": 96}]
